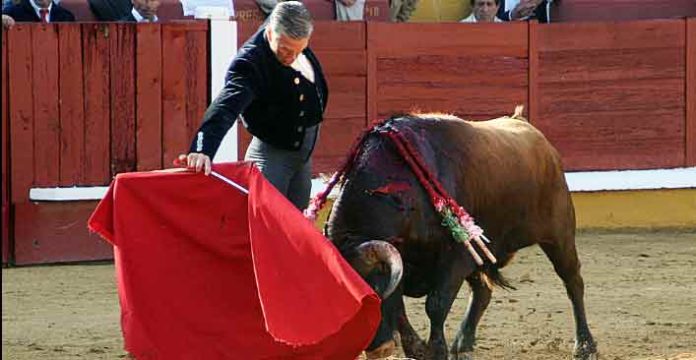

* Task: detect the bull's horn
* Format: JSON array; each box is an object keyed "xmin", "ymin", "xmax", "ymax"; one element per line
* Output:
[{"xmin": 350, "ymin": 240, "xmax": 403, "ymax": 299}]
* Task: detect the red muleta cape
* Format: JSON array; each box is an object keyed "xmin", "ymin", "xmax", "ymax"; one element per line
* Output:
[{"xmin": 88, "ymin": 162, "xmax": 380, "ymax": 359}]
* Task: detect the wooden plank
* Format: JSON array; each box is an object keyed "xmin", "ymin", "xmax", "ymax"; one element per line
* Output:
[
  {"xmin": 314, "ymin": 50, "xmax": 367, "ymax": 76},
  {"xmin": 367, "ymin": 22, "xmax": 378, "ymax": 123},
  {"xmin": 687, "ymin": 18, "xmax": 696, "ymax": 166},
  {"xmin": 110, "ymin": 23, "xmax": 137, "ymax": 176},
  {"xmin": 538, "ymin": 20, "xmax": 685, "ymax": 52},
  {"xmin": 314, "ymin": 116, "xmax": 366, "ymax": 159},
  {"xmin": 539, "ymin": 47, "xmax": 684, "ymax": 83},
  {"xmin": 9, "ymin": 25, "xmax": 34, "ymax": 203},
  {"xmin": 535, "ymin": 109, "xmax": 684, "ymax": 171},
  {"xmin": 82, "ymin": 24, "xmax": 111, "ymax": 185},
  {"xmin": 237, "ymin": 128, "xmax": 252, "ymax": 161},
  {"xmin": 13, "ymin": 201, "xmax": 113, "ymax": 265},
  {"xmin": 311, "ymin": 22, "xmax": 365, "ymax": 51},
  {"xmin": 323, "ymin": 76, "xmax": 366, "ymax": 119},
  {"xmin": 538, "ymin": 78, "xmax": 684, "ymax": 115},
  {"xmin": 528, "ymin": 20, "xmax": 538, "ymax": 124},
  {"xmin": 32, "ymin": 24, "xmax": 61, "ymax": 187},
  {"xmin": 59, "ymin": 23, "xmax": 86, "ymax": 186},
  {"xmin": 375, "ymin": 55, "xmax": 527, "ymax": 86},
  {"xmin": 162, "ymin": 24, "xmax": 188, "ymax": 166},
  {"xmin": 237, "ymin": 21, "xmax": 263, "ymax": 46},
  {"xmin": 2, "ymin": 30, "xmax": 10, "ymax": 264},
  {"xmin": 554, "ymin": 0, "xmax": 696, "ymax": 22},
  {"xmin": 376, "ymin": 84, "xmax": 527, "ymax": 120},
  {"xmin": 369, "ymin": 22, "xmax": 527, "ymax": 57},
  {"xmin": 184, "ymin": 24, "xmax": 208, "ymax": 148},
  {"xmin": 136, "ymin": 23, "xmax": 163, "ymax": 171}
]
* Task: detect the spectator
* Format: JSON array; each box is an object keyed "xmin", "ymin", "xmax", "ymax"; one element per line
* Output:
[
  {"xmin": 390, "ymin": 0, "xmax": 416, "ymax": 21},
  {"xmin": 178, "ymin": 1, "xmax": 329, "ymax": 211},
  {"xmin": 255, "ymin": 0, "xmax": 276, "ymax": 16},
  {"xmin": 2, "ymin": 13, "xmax": 15, "ymax": 28},
  {"xmin": 497, "ymin": 0, "xmax": 548, "ymax": 23},
  {"xmin": 87, "ymin": 0, "xmax": 130, "ymax": 21},
  {"xmin": 460, "ymin": 0, "xmax": 501, "ymax": 22},
  {"xmin": 2, "ymin": 0, "xmax": 75, "ymax": 22},
  {"xmin": 335, "ymin": 0, "xmax": 365, "ymax": 21},
  {"xmin": 120, "ymin": 0, "xmax": 160, "ymax": 21}
]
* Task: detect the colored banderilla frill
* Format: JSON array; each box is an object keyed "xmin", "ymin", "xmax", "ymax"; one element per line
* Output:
[{"xmin": 305, "ymin": 119, "xmax": 496, "ymax": 266}]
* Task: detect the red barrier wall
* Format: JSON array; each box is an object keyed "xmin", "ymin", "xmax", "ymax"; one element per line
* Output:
[
  {"xmin": 2, "ymin": 31, "xmax": 10, "ymax": 265},
  {"xmin": 553, "ymin": 0, "xmax": 696, "ymax": 22},
  {"xmin": 687, "ymin": 18, "xmax": 696, "ymax": 167},
  {"xmin": 3, "ymin": 19, "xmax": 696, "ymax": 264},
  {"xmin": 4, "ymin": 22, "xmax": 209, "ymax": 265},
  {"xmin": 535, "ymin": 20, "xmax": 687, "ymax": 170}
]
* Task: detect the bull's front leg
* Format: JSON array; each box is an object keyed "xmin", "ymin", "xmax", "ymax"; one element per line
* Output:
[
  {"xmin": 397, "ymin": 296, "xmax": 428, "ymax": 358},
  {"xmin": 425, "ymin": 253, "xmax": 469, "ymax": 359}
]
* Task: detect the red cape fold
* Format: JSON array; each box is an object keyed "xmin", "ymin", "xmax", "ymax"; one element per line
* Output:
[{"xmin": 88, "ymin": 162, "xmax": 380, "ymax": 359}]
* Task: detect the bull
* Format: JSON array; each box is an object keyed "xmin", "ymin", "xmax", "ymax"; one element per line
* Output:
[{"xmin": 323, "ymin": 111, "xmax": 598, "ymax": 359}]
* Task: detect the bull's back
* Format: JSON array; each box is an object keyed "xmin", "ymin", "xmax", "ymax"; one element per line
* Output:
[{"xmin": 407, "ymin": 115, "xmax": 573, "ymax": 243}]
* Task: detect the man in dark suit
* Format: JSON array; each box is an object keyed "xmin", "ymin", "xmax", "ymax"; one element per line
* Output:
[
  {"xmin": 2, "ymin": 0, "xmax": 75, "ymax": 22},
  {"xmin": 119, "ymin": 0, "xmax": 159, "ymax": 22},
  {"xmin": 497, "ymin": 0, "xmax": 549, "ymax": 23},
  {"xmin": 177, "ymin": 1, "xmax": 329, "ymax": 211}
]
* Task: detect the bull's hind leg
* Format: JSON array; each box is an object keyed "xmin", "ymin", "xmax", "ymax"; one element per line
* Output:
[
  {"xmin": 539, "ymin": 240, "xmax": 598, "ymax": 359},
  {"xmin": 449, "ymin": 272, "xmax": 492, "ymax": 360}
]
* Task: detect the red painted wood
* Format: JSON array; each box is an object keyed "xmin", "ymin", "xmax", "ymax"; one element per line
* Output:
[
  {"xmin": 538, "ymin": 20, "xmax": 685, "ymax": 52},
  {"xmin": 2, "ymin": 31, "xmax": 10, "ymax": 264},
  {"xmin": 59, "ymin": 23, "xmax": 86, "ymax": 186},
  {"xmin": 367, "ymin": 22, "xmax": 378, "ymax": 123},
  {"xmin": 311, "ymin": 22, "xmax": 366, "ymax": 51},
  {"xmin": 13, "ymin": 202, "xmax": 113, "ymax": 265},
  {"xmin": 136, "ymin": 24, "xmax": 163, "ymax": 171},
  {"xmin": 368, "ymin": 22, "xmax": 528, "ymax": 57},
  {"xmin": 537, "ymin": 20, "xmax": 686, "ymax": 170},
  {"xmin": 162, "ymin": 23, "xmax": 188, "ymax": 166},
  {"xmin": 554, "ymin": 0, "xmax": 696, "ymax": 22},
  {"xmin": 82, "ymin": 24, "xmax": 111, "ymax": 185},
  {"xmin": 32, "ymin": 24, "xmax": 61, "ymax": 187},
  {"xmin": 687, "ymin": 18, "xmax": 696, "ymax": 166},
  {"xmin": 369, "ymin": 23, "xmax": 528, "ymax": 121},
  {"xmin": 536, "ymin": 109, "xmax": 685, "ymax": 171},
  {"xmin": 528, "ymin": 20, "xmax": 538, "ymax": 124},
  {"xmin": 110, "ymin": 23, "xmax": 137, "ymax": 176},
  {"xmin": 9, "ymin": 25, "xmax": 35, "ymax": 204},
  {"xmin": 184, "ymin": 24, "xmax": 208, "ymax": 146},
  {"xmin": 374, "ymin": 56, "xmax": 527, "ymax": 119}
]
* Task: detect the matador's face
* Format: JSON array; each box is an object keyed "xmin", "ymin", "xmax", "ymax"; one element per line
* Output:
[{"xmin": 266, "ymin": 28, "xmax": 309, "ymax": 67}]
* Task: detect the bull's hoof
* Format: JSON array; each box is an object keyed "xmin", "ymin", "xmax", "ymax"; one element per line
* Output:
[
  {"xmin": 450, "ymin": 351, "xmax": 475, "ymax": 360},
  {"xmin": 574, "ymin": 341, "xmax": 598, "ymax": 360},
  {"xmin": 365, "ymin": 340, "xmax": 397, "ymax": 359},
  {"xmin": 400, "ymin": 332, "xmax": 427, "ymax": 359}
]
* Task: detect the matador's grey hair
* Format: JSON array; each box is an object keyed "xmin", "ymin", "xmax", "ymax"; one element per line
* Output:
[{"xmin": 268, "ymin": 1, "xmax": 314, "ymax": 39}]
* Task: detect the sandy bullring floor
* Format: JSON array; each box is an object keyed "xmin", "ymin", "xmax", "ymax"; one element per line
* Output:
[{"xmin": 3, "ymin": 232, "xmax": 695, "ymax": 360}]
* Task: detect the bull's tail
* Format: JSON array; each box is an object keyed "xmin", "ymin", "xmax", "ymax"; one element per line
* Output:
[
  {"xmin": 511, "ymin": 105, "xmax": 527, "ymax": 122},
  {"xmin": 483, "ymin": 266, "xmax": 516, "ymax": 291}
]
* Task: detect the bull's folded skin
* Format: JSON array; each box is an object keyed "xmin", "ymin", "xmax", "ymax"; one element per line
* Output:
[{"xmin": 88, "ymin": 162, "xmax": 380, "ymax": 360}]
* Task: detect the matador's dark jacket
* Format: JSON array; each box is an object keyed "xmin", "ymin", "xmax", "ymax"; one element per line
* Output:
[{"xmin": 189, "ymin": 27, "xmax": 329, "ymax": 157}]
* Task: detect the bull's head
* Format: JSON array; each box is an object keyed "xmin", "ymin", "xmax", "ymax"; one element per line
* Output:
[
  {"xmin": 343, "ymin": 240, "xmax": 404, "ymax": 357},
  {"xmin": 348, "ymin": 240, "xmax": 403, "ymax": 299}
]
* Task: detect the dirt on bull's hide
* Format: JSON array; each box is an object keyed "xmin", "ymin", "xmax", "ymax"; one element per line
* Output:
[{"xmin": 3, "ymin": 232, "xmax": 696, "ymax": 360}]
